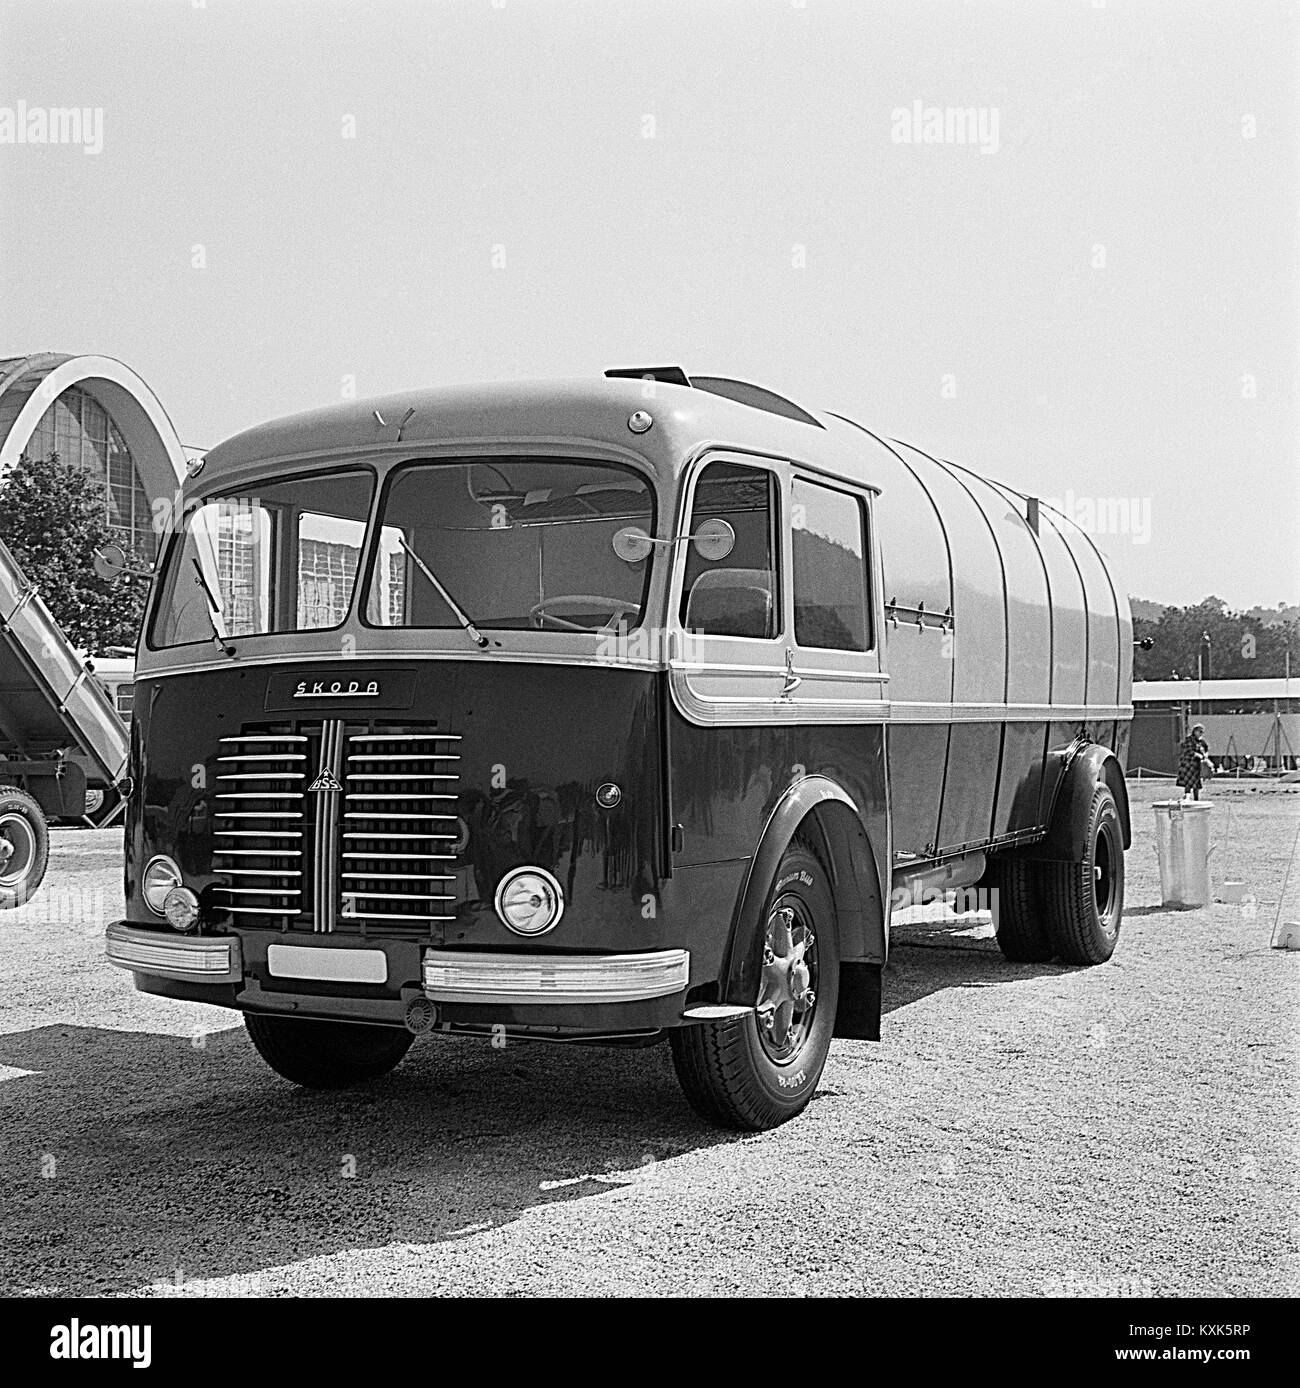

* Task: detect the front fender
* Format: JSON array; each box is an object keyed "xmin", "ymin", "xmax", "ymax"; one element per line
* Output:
[{"xmin": 717, "ymin": 776, "xmax": 885, "ymax": 1031}]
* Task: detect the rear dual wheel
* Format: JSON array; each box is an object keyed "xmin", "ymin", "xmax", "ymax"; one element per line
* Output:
[
  {"xmin": 992, "ymin": 782, "xmax": 1124, "ymax": 966},
  {"xmin": 82, "ymin": 786, "xmax": 124, "ymax": 828},
  {"xmin": 671, "ymin": 840, "xmax": 840, "ymax": 1131},
  {"xmin": 1040, "ymin": 784, "xmax": 1125, "ymax": 965}
]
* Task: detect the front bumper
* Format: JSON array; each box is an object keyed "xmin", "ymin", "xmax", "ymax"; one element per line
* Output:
[
  {"xmin": 422, "ymin": 948, "xmax": 690, "ymax": 1004},
  {"xmin": 106, "ymin": 922, "xmax": 243, "ymax": 983},
  {"xmin": 106, "ymin": 923, "xmax": 689, "ymax": 1011}
]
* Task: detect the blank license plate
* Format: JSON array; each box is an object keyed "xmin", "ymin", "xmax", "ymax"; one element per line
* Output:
[{"xmin": 266, "ymin": 944, "xmax": 388, "ymax": 984}]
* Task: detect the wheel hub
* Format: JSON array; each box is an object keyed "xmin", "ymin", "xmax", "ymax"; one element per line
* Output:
[
  {"xmin": 0, "ymin": 813, "xmax": 35, "ymax": 887},
  {"xmin": 1093, "ymin": 826, "xmax": 1119, "ymax": 934},
  {"xmin": 757, "ymin": 904, "xmax": 818, "ymax": 1061}
]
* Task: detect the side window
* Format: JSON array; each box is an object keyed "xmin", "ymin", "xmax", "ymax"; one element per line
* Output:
[
  {"xmin": 679, "ymin": 463, "xmax": 779, "ymax": 639},
  {"xmin": 792, "ymin": 478, "xmax": 871, "ymax": 652}
]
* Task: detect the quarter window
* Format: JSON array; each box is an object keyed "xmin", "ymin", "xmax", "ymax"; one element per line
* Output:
[{"xmin": 791, "ymin": 478, "xmax": 871, "ymax": 652}]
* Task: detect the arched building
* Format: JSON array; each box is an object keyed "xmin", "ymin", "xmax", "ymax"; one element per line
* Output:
[{"xmin": 0, "ymin": 352, "xmax": 186, "ymax": 560}]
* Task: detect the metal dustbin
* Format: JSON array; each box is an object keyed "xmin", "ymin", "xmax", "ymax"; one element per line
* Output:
[{"xmin": 1152, "ymin": 800, "xmax": 1213, "ymax": 908}]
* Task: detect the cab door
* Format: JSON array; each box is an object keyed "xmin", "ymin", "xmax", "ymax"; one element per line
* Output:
[
  {"xmin": 669, "ymin": 455, "xmax": 789, "ymax": 722},
  {"xmin": 667, "ymin": 454, "xmax": 788, "ymax": 865}
]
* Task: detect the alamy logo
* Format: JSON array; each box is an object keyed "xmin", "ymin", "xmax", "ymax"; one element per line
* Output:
[
  {"xmin": 49, "ymin": 1319, "xmax": 151, "ymax": 1368},
  {"xmin": 891, "ymin": 101, "xmax": 1000, "ymax": 154},
  {"xmin": 308, "ymin": 767, "xmax": 343, "ymax": 794},
  {"xmin": 0, "ymin": 101, "xmax": 104, "ymax": 155}
]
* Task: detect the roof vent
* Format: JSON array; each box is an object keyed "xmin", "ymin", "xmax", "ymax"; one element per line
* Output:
[
  {"xmin": 603, "ymin": 367, "xmax": 822, "ymax": 428},
  {"xmin": 604, "ymin": 366, "xmax": 692, "ymax": 387}
]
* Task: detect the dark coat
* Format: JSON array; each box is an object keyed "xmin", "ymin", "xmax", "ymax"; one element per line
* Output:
[{"xmin": 1176, "ymin": 733, "xmax": 1211, "ymax": 793}]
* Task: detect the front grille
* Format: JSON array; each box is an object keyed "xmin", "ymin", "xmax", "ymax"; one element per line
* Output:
[
  {"xmin": 211, "ymin": 721, "xmax": 461, "ymax": 936},
  {"xmin": 211, "ymin": 734, "xmax": 308, "ymax": 919},
  {"xmin": 341, "ymin": 731, "xmax": 461, "ymax": 930}
]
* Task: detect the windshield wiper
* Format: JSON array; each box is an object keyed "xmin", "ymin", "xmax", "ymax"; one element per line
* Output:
[
  {"xmin": 190, "ymin": 557, "xmax": 236, "ymax": 657},
  {"xmin": 396, "ymin": 536, "xmax": 490, "ymax": 650}
]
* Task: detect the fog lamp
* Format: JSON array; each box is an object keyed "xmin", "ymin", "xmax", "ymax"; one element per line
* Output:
[
  {"xmin": 142, "ymin": 856, "xmax": 183, "ymax": 916},
  {"xmin": 164, "ymin": 886, "xmax": 200, "ymax": 932},
  {"xmin": 494, "ymin": 866, "xmax": 565, "ymax": 937}
]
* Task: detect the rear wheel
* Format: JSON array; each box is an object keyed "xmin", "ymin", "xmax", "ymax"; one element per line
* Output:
[
  {"xmin": 244, "ymin": 1014, "xmax": 413, "ymax": 1088},
  {"xmin": 670, "ymin": 839, "xmax": 840, "ymax": 1131},
  {"xmin": 1041, "ymin": 783, "xmax": 1125, "ymax": 964},
  {"xmin": 82, "ymin": 787, "xmax": 124, "ymax": 828},
  {"xmin": 989, "ymin": 855, "xmax": 1054, "ymax": 962},
  {"xmin": 0, "ymin": 788, "xmax": 49, "ymax": 909}
]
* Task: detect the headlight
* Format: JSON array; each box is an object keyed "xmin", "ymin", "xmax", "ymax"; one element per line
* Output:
[
  {"xmin": 494, "ymin": 866, "xmax": 565, "ymax": 937},
  {"xmin": 163, "ymin": 886, "xmax": 200, "ymax": 932},
  {"xmin": 142, "ymin": 855, "xmax": 183, "ymax": 916}
]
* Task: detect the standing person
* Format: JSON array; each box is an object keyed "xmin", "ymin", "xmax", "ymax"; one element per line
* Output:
[{"xmin": 1176, "ymin": 722, "xmax": 1212, "ymax": 800}]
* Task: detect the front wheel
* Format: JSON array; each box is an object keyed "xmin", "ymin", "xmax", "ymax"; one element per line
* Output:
[
  {"xmin": 670, "ymin": 839, "xmax": 839, "ymax": 1131},
  {"xmin": 1040, "ymin": 783, "xmax": 1125, "ymax": 964},
  {"xmin": 244, "ymin": 1014, "xmax": 413, "ymax": 1088},
  {"xmin": 0, "ymin": 788, "xmax": 50, "ymax": 909}
]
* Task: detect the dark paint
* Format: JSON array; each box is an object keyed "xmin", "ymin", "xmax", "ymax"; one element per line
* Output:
[
  {"xmin": 121, "ymin": 651, "xmax": 1122, "ymax": 1036},
  {"xmin": 885, "ymin": 724, "xmax": 949, "ymax": 856},
  {"xmin": 127, "ymin": 659, "xmax": 669, "ymax": 950}
]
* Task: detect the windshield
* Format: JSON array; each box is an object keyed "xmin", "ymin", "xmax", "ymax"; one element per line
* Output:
[
  {"xmin": 147, "ymin": 459, "xmax": 656, "ymax": 651},
  {"xmin": 365, "ymin": 459, "xmax": 654, "ymax": 633},
  {"xmin": 149, "ymin": 472, "xmax": 373, "ymax": 648}
]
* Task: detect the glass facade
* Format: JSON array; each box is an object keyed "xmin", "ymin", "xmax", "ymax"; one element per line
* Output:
[{"xmin": 23, "ymin": 386, "xmax": 157, "ymax": 560}]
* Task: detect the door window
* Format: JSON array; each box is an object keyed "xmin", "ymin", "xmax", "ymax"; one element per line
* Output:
[
  {"xmin": 791, "ymin": 478, "xmax": 871, "ymax": 652},
  {"xmin": 679, "ymin": 463, "xmax": 779, "ymax": 639}
]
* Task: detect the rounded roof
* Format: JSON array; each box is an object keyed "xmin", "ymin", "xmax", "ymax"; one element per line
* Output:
[
  {"xmin": 0, "ymin": 352, "xmax": 186, "ymax": 504},
  {"xmin": 197, "ymin": 375, "xmax": 847, "ymax": 486}
]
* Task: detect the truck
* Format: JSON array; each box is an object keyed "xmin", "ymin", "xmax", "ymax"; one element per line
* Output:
[
  {"xmin": 103, "ymin": 369, "xmax": 1133, "ymax": 1129},
  {"xmin": 0, "ymin": 537, "xmax": 131, "ymax": 906}
]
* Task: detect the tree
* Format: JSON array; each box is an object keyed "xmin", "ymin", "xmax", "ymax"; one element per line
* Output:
[
  {"xmin": 1132, "ymin": 595, "xmax": 1298, "ymax": 680},
  {"xmin": 0, "ymin": 450, "xmax": 147, "ymax": 651}
]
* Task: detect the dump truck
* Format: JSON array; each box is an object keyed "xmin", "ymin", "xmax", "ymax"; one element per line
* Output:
[{"xmin": 0, "ymin": 535, "xmax": 130, "ymax": 905}]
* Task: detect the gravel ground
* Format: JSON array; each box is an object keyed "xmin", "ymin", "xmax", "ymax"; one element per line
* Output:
[{"xmin": 1, "ymin": 780, "xmax": 1296, "ymax": 1298}]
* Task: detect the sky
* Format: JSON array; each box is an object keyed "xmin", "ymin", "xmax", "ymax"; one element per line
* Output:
[{"xmin": 1, "ymin": 0, "xmax": 1296, "ymax": 610}]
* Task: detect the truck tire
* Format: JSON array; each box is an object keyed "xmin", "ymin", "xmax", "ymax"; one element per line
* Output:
[
  {"xmin": 670, "ymin": 838, "xmax": 840, "ymax": 1131},
  {"xmin": 0, "ymin": 787, "xmax": 49, "ymax": 909},
  {"xmin": 244, "ymin": 1014, "xmax": 413, "ymax": 1088},
  {"xmin": 989, "ymin": 855, "xmax": 1054, "ymax": 962},
  {"xmin": 1040, "ymin": 783, "xmax": 1125, "ymax": 965},
  {"xmin": 83, "ymin": 787, "xmax": 124, "ymax": 828}
]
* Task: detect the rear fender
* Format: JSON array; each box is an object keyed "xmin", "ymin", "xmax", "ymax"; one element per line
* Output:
[{"xmin": 1018, "ymin": 743, "xmax": 1130, "ymax": 863}]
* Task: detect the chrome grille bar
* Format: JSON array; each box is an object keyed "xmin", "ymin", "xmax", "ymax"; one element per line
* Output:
[
  {"xmin": 349, "ymin": 733, "xmax": 462, "ymax": 742},
  {"xmin": 312, "ymin": 719, "xmax": 345, "ymax": 933}
]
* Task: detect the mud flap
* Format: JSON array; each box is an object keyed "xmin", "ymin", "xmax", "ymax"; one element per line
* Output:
[{"xmin": 833, "ymin": 961, "xmax": 881, "ymax": 1040}]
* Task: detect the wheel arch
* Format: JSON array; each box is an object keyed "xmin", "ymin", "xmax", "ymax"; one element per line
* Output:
[
  {"xmin": 1019, "ymin": 741, "xmax": 1131, "ymax": 862},
  {"xmin": 718, "ymin": 775, "xmax": 885, "ymax": 1040}
]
